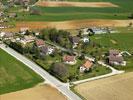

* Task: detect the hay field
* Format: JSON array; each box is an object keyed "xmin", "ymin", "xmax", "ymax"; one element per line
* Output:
[
  {"xmin": 74, "ymin": 72, "xmax": 133, "ymax": 100},
  {"xmin": 1, "ymin": 84, "xmax": 66, "ymax": 100},
  {"xmin": 35, "ymin": 1, "xmax": 118, "ymax": 7},
  {"xmin": 2, "ymin": 19, "xmax": 133, "ymax": 32}
]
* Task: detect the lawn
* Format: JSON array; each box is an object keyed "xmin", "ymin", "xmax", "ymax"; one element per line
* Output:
[{"xmin": 0, "ymin": 49, "xmax": 44, "ymax": 95}]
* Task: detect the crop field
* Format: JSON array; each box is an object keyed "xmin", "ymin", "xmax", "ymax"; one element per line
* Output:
[
  {"xmin": 1, "ymin": 85, "xmax": 66, "ymax": 100},
  {"xmin": 0, "ymin": 49, "xmax": 43, "ymax": 94},
  {"xmin": 35, "ymin": 1, "xmax": 118, "ymax": 7},
  {"xmin": 2, "ymin": 20, "xmax": 133, "ymax": 32},
  {"xmin": 14, "ymin": 0, "xmax": 133, "ymax": 21},
  {"xmin": 74, "ymin": 72, "xmax": 133, "ymax": 100}
]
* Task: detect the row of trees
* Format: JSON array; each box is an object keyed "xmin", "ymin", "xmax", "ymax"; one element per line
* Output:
[{"xmin": 39, "ymin": 28, "xmax": 73, "ymax": 49}]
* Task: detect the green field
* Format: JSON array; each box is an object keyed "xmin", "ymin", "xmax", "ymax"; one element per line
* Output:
[
  {"xmin": 0, "ymin": 49, "xmax": 43, "ymax": 95},
  {"xmin": 90, "ymin": 32, "xmax": 133, "ymax": 51},
  {"xmin": 12, "ymin": 0, "xmax": 133, "ymax": 21}
]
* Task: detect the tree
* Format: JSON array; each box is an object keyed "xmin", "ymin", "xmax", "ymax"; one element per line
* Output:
[
  {"xmin": 50, "ymin": 63, "xmax": 69, "ymax": 82},
  {"xmin": 9, "ymin": 42, "xmax": 24, "ymax": 54}
]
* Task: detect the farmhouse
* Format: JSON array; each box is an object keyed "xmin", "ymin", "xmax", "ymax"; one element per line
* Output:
[
  {"xmin": 108, "ymin": 50, "xmax": 126, "ymax": 66},
  {"xmin": 35, "ymin": 39, "xmax": 45, "ymax": 47},
  {"xmin": 63, "ymin": 55, "xmax": 76, "ymax": 65},
  {"xmin": 80, "ymin": 60, "xmax": 93, "ymax": 72}
]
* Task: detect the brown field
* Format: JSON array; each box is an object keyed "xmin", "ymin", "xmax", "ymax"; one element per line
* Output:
[
  {"xmin": 74, "ymin": 72, "xmax": 133, "ymax": 100},
  {"xmin": 0, "ymin": 84, "xmax": 67, "ymax": 100},
  {"xmin": 2, "ymin": 19, "xmax": 133, "ymax": 32},
  {"xmin": 35, "ymin": 1, "xmax": 118, "ymax": 7}
]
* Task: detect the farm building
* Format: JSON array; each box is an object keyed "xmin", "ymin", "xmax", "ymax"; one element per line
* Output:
[{"xmin": 108, "ymin": 50, "xmax": 126, "ymax": 66}]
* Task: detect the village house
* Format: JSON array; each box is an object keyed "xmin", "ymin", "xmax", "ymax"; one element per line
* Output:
[
  {"xmin": 0, "ymin": 32, "xmax": 6, "ymax": 38},
  {"xmin": 0, "ymin": 24, "xmax": 8, "ymax": 29},
  {"xmin": 80, "ymin": 28, "xmax": 90, "ymax": 35},
  {"xmin": 40, "ymin": 45, "xmax": 54, "ymax": 55},
  {"xmin": 82, "ymin": 37, "xmax": 90, "ymax": 43},
  {"xmin": 35, "ymin": 39, "xmax": 45, "ymax": 48},
  {"xmin": 70, "ymin": 36, "xmax": 80, "ymax": 48},
  {"xmin": 3, "ymin": 32, "xmax": 14, "ymax": 40},
  {"xmin": 0, "ymin": 2, "xmax": 4, "ymax": 9},
  {"xmin": 20, "ymin": 27, "xmax": 29, "ymax": 35},
  {"xmin": 108, "ymin": 50, "xmax": 126, "ymax": 66},
  {"xmin": 20, "ymin": 35, "xmax": 35, "ymax": 45},
  {"xmin": 80, "ymin": 60, "xmax": 93, "ymax": 73},
  {"xmin": 0, "ymin": 11, "xmax": 4, "ymax": 17},
  {"xmin": 8, "ymin": 13, "xmax": 17, "ymax": 18},
  {"xmin": 63, "ymin": 55, "xmax": 76, "ymax": 65}
]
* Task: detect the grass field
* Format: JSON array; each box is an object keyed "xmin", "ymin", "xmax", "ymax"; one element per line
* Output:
[
  {"xmin": 0, "ymin": 49, "xmax": 43, "ymax": 95},
  {"xmin": 90, "ymin": 31, "xmax": 133, "ymax": 51},
  {"xmin": 74, "ymin": 72, "xmax": 133, "ymax": 100}
]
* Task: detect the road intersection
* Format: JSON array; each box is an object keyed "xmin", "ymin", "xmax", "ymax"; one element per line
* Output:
[{"xmin": 0, "ymin": 44, "xmax": 82, "ymax": 100}]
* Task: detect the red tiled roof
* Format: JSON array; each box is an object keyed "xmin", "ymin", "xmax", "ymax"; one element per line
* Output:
[
  {"xmin": 82, "ymin": 60, "xmax": 93, "ymax": 69},
  {"xmin": 36, "ymin": 39, "xmax": 45, "ymax": 47},
  {"xmin": 63, "ymin": 55, "xmax": 75, "ymax": 62}
]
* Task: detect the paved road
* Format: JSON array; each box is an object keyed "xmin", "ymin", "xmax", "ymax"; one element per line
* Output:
[
  {"xmin": 72, "ymin": 70, "xmax": 124, "ymax": 84},
  {"xmin": 73, "ymin": 61, "xmax": 124, "ymax": 84},
  {"xmin": 45, "ymin": 40, "xmax": 125, "ymax": 84},
  {"xmin": 0, "ymin": 44, "xmax": 82, "ymax": 100}
]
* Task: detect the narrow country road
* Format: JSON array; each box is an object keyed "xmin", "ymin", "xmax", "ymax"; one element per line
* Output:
[{"xmin": 0, "ymin": 44, "xmax": 82, "ymax": 100}]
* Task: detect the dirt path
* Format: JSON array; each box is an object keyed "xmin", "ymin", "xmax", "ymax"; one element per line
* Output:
[
  {"xmin": 74, "ymin": 72, "xmax": 133, "ymax": 100},
  {"xmin": 0, "ymin": 84, "xmax": 66, "ymax": 100},
  {"xmin": 35, "ymin": 1, "xmax": 118, "ymax": 7},
  {"xmin": 2, "ymin": 19, "xmax": 133, "ymax": 32}
]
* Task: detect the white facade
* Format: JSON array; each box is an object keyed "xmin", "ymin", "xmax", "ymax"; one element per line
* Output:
[{"xmin": 64, "ymin": 60, "xmax": 77, "ymax": 65}]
